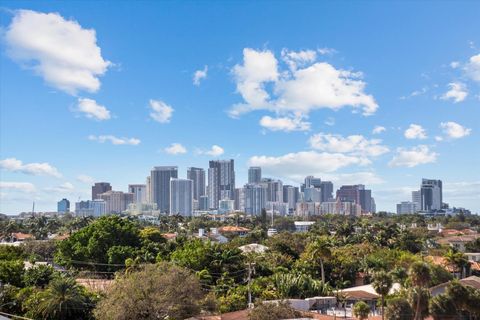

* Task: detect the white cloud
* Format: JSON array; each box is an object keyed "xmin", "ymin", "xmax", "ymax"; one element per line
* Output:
[
  {"xmin": 450, "ymin": 61, "xmax": 460, "ymax": 69},
  {"xmin": 76, "ymin": 98, "xmax": 111, "ymax": 120},
  {"xmin": 324, "ymin": 117, "xmax": 335, "ymax": 126},
  {"xmin": 197, "ymin": 145, "xmax": 224, "ymax": 157},
  {"xmin": 404, "ymin": 124, "xmax": 427, "ymax": 140},
  {"xmin": 4, "ymin": 9, "xmax": 110, "ymax": 95},
  {"xmin": 249, "ymin": 151, "xmax": 370, "ymax": 182},
  {"xmin": 281, "ymin": 49, "xmax": 317, "ymax": 71},
  {"xmin": 317, "ymin": 47, "xmax": 337, "ymax": 55},
  {"xmin": 441, "ymin": 82, "xmax": 468, "ymax": 103},
  {"xmin": 76, "ymin": 174, "xmax": 95, "ymax": 184},
  {"xmin": 372, "ymin": 126, "xmax": 386, "ymax": 134},
  {"xmin": 465, "ymin": 54, "xmax": 480, "ymax": 82},
  {"xmin": 0, "ymin": 181, "xmax": 36, "ymax": 193},
  {"xmin": 440, "ymin": 121, "xmax": 472, "ymax": 139},
  {"xmin": 88, "ymin": 135, "xmax": 140, "ymax": 145},
  {"xmin": 229, "ymin": 48, "xmax": 378, "ymax": 120},
  {"xmin": 309, "ymin": 133, "xmax": 389, "ymax": 157},
  {"xmin": 193, "ymin": 65, "xmax": 208, "ymax": 86},
  {"xmin": 45, "ymin": 182, "xmax": 75, "ymax": 193},
  {"xmin": 0, "ymin": 158, "xmax": 61, "ymax": 177},
  {"xmin": 389, "ymin": 145, "xmax": 438, "ymax": 167},
  {"xmin": 400, "ymin": 87, "xmax": 428, "ymax": 100},
  {"xmin": 149, "ymin": 99, "xmax": 173, "ymax": 123},
  {"xmin": 164, "ymin": 143, "xmax": 187, "ymax": 155},
  {"xmin": 259, "ymin": 115, "xmax": 311, "ymax": 132}
]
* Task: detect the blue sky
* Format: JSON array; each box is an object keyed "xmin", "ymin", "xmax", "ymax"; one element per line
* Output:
[{"xmin": 1, "ymin": 1, "xmax": 479, "ymax": 214}]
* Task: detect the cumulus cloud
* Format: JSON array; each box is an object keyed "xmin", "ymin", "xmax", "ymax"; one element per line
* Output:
[
  {"xmin": 197, "ymin": 145, "xmax": 224, "ymax": 157},
  {"xmin": 88, "ymin": 135, "xmax": 140, "ymax": 145},
  {"xmin": 193, "ymin": 65, "xmax": 208, "ymax": 86},
  {"xmin": 249, "ymin": 151, "xmax": 371, "ymax": 183},
  {"xmin": 229, "ymin": 48, "xmax": 378, "ymax": 121},
  {"xmin": 164, "ymin": 143, "xmax": 187, "ymax": 155},
  {"xmin": 324, "ymin": 117, "xmax": 335, "ymax": 126},
  {"xmin": 440, "ymin": 121, "xmax": 472, "ymax": 139},
  {"xmin": 76, "ymin": 174, "xmax": 95, "ymax": 184},
  {"xmin": 0, "ymin": 181, "xmax": 36, "ymax": 193},
  {"xmin": 309, "ymin": 133, "xmax": 389, "ymax": 157},
  {"xmin": 372, "ymin": 126, "xmax": 386, "ymax": 134},
  {"xmin": 45, "ymin": 182, "xmax": 75, "ymax": 193},
  {"xmin": 149, "ymin": 99, "xmax": 173, "ymax": 123},
  {"xmin": 4, "ymin": 9, "xmax": 111, "ymax": 95},
  {"xmin": 76, "ymin": 98, "xmax": 110, "ymax": 120},
  {"xmin": 389, "ymin": 145, "xmax": 438, "ymax": 167},
  {"xmin": 441, "ymin": 82, "xmax": 468, "ymax": 103},
  {"xmin": 0, "ymin": 158, "xmax": 61, "ymax": 177},
  {"xmin": 404, "ymin": 124, "xmax": 427, "ymax": 140},
  {"xmin": 259, "ymin": 115, "xmax": 311, "ymax": 132},
  {"xmin": 465, "ymin": 54, "xmax": 480, "ymax": 82}
]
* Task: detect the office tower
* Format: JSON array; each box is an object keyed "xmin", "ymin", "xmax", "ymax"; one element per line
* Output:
[
  {"xmin": 75, "ymin": 199, "xmax": 106, "ymax": 217},
  {"xmin": 128, "ymin": 184, "xmax": 146, "ymax": 203},
  {"xmin": 199, "ymin": 195, "xmax": 209, "ymax": 211},
  {"xmin": 234, "ymin": 188, "xmax": 245, "ymax": 211},
  {"xmin": 92, "ymin": 182, "xmax": 112, "ymax": 200},
  {"xmin": 397, "ymin": 201, "xmax": 417, "ymax": 214},
  {"xmin": 304, "ymin": 176, "xmax": 322, "ymax": 189},
  {"xmin": 412, "ymin": 190, "xmax": 421, "ymax": 211},
  {"xmin": 304, "ymin": 187, "xmax": 322, "ymax": 202},
  {"xmin": 208, "ymin": 160, "xmax": 235, "ymax": 209},
  {"xmin": 336, "ymin": 184, "xmax": 373, "ymax": 213},
  {"xmin": 219, "ymin": 199, "xmax": 235, "ymax": 214},
  {"xmin": 57, "ymin": 198, "xmax": 70, "ymax": 213},
  {"xmin": 145, "ymin": 176, "xmax": 151, "ymax": 204},
  {"xmin": 283, "ymin": 185, "xmax": 299, "ymax": 210},
  {"xmin": 99, "ymin": 191, "xmax": 134, "ymax": 214},
  {"xmin": 319, "ymin": 181, "xmax": 334, "ymax": 202},
  {"xmin": 187, "ymin": 167, "xmax": 206, "ymax": 201},
  {"xmin": 261, "ymin": 178, "xmax": 283, "ymax": 202},
  {"xmin": 248, "ymin": 166, "xmax": 262, "ymax": 184},
  {"xmin": 151, "ymin": 166, "xmax": 178, "ymax": 214},
  {"xmin": 170, "ymin": 178, "xmax": 193, "ymax": 216},
  {"xmin": 244, "ymin": 183, "xmax": 267, "ymax": 215},
  {"xmin": 420, "ymin": 179, "xmax": 443, "ymax": 211}
]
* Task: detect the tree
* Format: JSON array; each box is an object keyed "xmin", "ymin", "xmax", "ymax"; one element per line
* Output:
[
  {"xmin": 443, "ymin": 249, "xmax": 469, "ymax": 278},
  {"xmin": 303, "ymin": 236, "xmax": 331, "ymax": 283},
  {"xmin": 372, "ymin": 271, "xmax": 393, "ymax": 320},
  {"xmin": 385, "ymin": 297, "xmax": 414, "ymax": 320},
  {"xmin": 0, "ymin": 260, "xmax": 24, "ymax": 287},
  {"xmin": 249, "ymin": 300, "xmax": 300, "ymax": 320},
  {"xmin": 23, "ymin": 264, "xmax": 55, "ymax": 288},
  {"xmin": 353, "ymin": 301, "xmax": 370, "ymax": 320},
  {"xmin": 409, "ymin": 261, "xmax": 431, "ymax": 320},
  {"xmin": 24, "ymin": 276, "xmax": 95, "ymax": 320},
  {"xmin": 94, "ymin": 262, "xmax": 204, "ymax": 320}
]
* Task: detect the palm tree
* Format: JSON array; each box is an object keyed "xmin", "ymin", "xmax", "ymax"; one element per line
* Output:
[
  {"xmin": 409, "ymin": 261, "xmax": 431, "ymax": 320},
  {"xmin": 307, "ymin": 236, "xmax": 331, "ymax": 283},
  {"xmin": 372, "ymin": 271, "xmax": 393, "ymax": 320},
  {"xmin": 443, "ymin": 249, "xmax": 470, "ymax": 279}
]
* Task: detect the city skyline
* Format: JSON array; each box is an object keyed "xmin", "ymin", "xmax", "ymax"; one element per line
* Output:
[{"xmin": 1, "ymin": 2, "xmax": 479, "ymax": 214}]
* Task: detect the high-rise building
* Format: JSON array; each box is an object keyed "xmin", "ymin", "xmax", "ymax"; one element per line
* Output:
[
  {"xmin": 99, "ymin": 191, "xmax": 134, "ymax": 214},
  {"xmin": 420, "ymin": 179, "xmax": 442, "ymax": 211},
  {"xmin": 304, "ymin": 176, "xmax": 322, "ymax": 189},
  {"xmin": 397, "ymin": 201, "xmax": 417, "ymax": 214},
  {"xmin": 234, "ymin": 188, "xmax": 245, "ymax": 211},
  {"xmin": 128, "ymin": 184, "xmax": 146, "ymax": 203},
  {"xmin": 304, "ymin": 187, "xmax": 322, "ymax": 202},
  {"xmin": 145, "ymin": 176, "xmax": 151, "ymax": 204},
  {"xmin": 187, "ymin": 167, "xmax": 206, "ymax": 201},
  {"xmin": 248, "ymin": 167, "xmax": 262, "ymax": 184},
  {"xmin": 199, "ymin": 195, "xmax": 209, "ymax": 211},
  {"xmin": 244, "ymin": 183, "xmax": 267, "ymax": 215},
  {"xmin": 151, "ymin": 166, "xmax": 178, "ymax": 214},
  {"xmin": 336, "ymin": 184, "xmax": 374, "ymax": 213},
  {"xmin": 75, "ymin": 199, "xmax": 106, "ymax": 217},
  {"xmin": 170, "ymin": 178, "xmax": 193, "ymax": 216},
  {"xmin": 319, "ymin": 181, "xmax": 334, "ymax": 202},
  {"xmin": 283, "ymin": 185, "xmax": 299, "ymax": 211},
  {"xmin": 219, "ymin": 199, "xmax": 235, "ymax": 214},
  {"xmin": 57, "ymin": 198, "xmax": 70, "ymax": 213},
  {"xmin": 261, "ymin": 178, "xmax": 283, "ymax": 202},
  {"xmin": 208, "ymin": 160, "xmax": 235, "ymax": 209},
  {"xmin": 92, "ymin": 182, "xmax": 112, "ymax": 200},
  {"xmin": 412, "ymin": 190, "xmax": 421, "ymax": 211}
]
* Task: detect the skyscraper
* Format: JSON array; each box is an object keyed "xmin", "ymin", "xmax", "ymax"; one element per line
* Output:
[
  {"xmin": 208, "ymin": 160, "xmax": 235, "ymax": 209},
  {"xmin": 128, "ymin": 184, "xmax": 146, "ymax": 203},
  {"xmin": 92, "ymin": 182, "xmax": 112, "ymax": 200},
  {"xmin": 283, "ymin": 185, "xmax": 299, "ymax": 211},
  {"xmin": 420, "ymin": 179, "xmax": 442, "ymax": 211},
  {"xmin": 234, "ymin": 188, "xmax": 245, "ymax": 211},
  {"xmin": 244, "ymin": 183, "xmax": 267, "ymax": 215},
  {"xmin": 261, "ymin": 178, "xmax": 283, "ymax": 202},
  {"xmin": 151, "ymin": 166, "xmax": 178, "ymax": 214},
  {"xmin": 99, "ymin": 191, "xmax": 134, "ymax": 214},
  {"xmin": 248, "ymin": 167, "xmax": 262, "ymax": 184},
  {"xmin": 336, "ymin": 184, "xmax": 374, "ymax": 213},
  {"xmin": 170, "ymin": 178, "xmax": 193, "ymax": 216},
  {"xmin": 57, "ymin": 198, "xmax": 70, "ymax": 213},
  {"xmin": 187, "ymin": 167, "xmax": 206, "ymax": 201},
  {"xmin": 319, "ymin": 181, "xmax": 334, "ymax": 202},
  {"xmin": 412, "ymin": 190, "xmax": 421, "ymax": 211}
]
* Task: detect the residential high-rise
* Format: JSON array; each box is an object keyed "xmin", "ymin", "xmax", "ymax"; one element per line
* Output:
[
  {"xmin": 336, "ymin": 184, "xmax": 374, "ymax": 213},
  {"xmin": 170, "ymin": 178, "xmax": 193, "ymax": 216},
  {"xmin": 208, "ymin": 160, "xmax": 235, "ymax": 209},
  {"xmin": 304, "ymin": 187, "xmax": 321, "ymax": 202},
  {"xmin": 99, "ymin": 191, "xmax": 134, "ymax": 214},
  {"xmin": 304, "ymin": 176, "xmax": 322, "ymax": 189},
  {"xmin": 187, "ymin": 167, "xmax": 206, "ymax": 201},
  {"xmin": 283, "ymin": 185, "xmax": 299, "ymax": 211},
  {"xmin": 244, "ymin": 183, "xmax": 267, "ymax": 215},
  {"xmin": 412, "ymin": 190, "xmax": 421, "ymax": 211},
  {"xmin": 151, "ymin": 166, "xmax": 178, "ymax": 214},
  {"xmin": 199, "ymin": 195, "xmax": 209, "ymax": 211},
  {"xmin": 57, "ymin": 198, "xmax": 70, "ymax": 213},
  {"xmin": 128, "ymin": 184, "xmax": 146, "ymax": 203},
  {"xmin": 421, "ymin": 179, "xmax": 442, "ymax": 211},
  {"xmin": 248, "ymin": 167, "xmax": 262, "ymax": 184},
  {"xmin": 397, "ymin": 201, "xmax": 417, "ymax": 214},
  {"xmin": 92, "ymin": 182, "xmax": 112, "ymax": 200},
  {"xmin": 145, "ymin": 176, "xmax": 151, "ymax": 204},
  {"xmin": 261, "ymin": 178, "xmax": 283, "ymax": 202},
  {"xmin": 319, "ymin": 181, "xmax": 334, "ymax": 202},
  {"xmin": 234, "ymin": 188, "xmax": 245, "ymax": 211}
]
